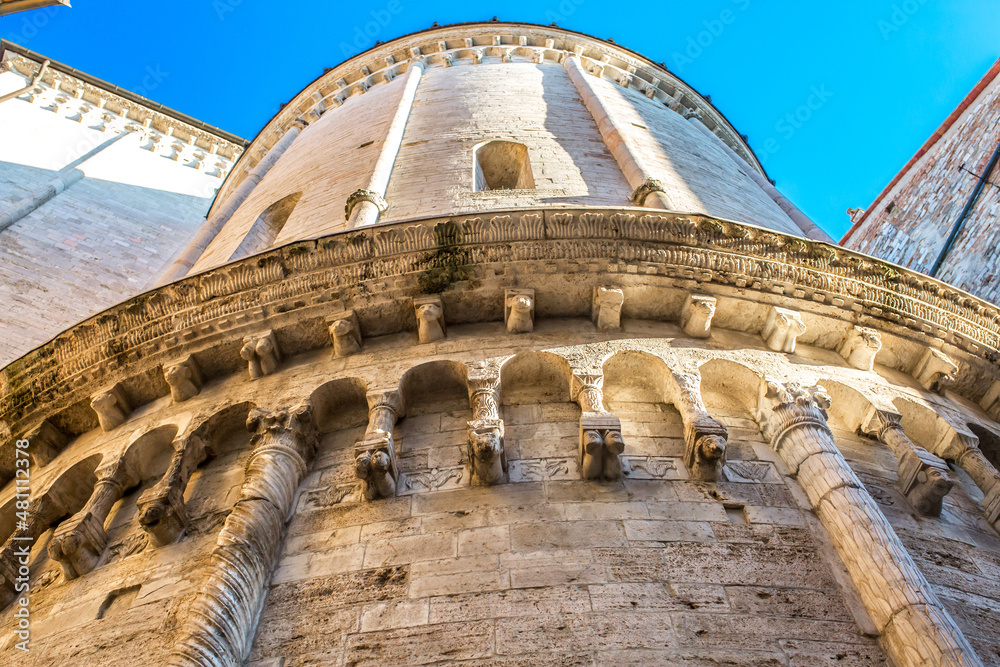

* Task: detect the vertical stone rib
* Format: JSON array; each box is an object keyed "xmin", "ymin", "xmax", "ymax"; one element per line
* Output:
[
  {"xmin": 169, "ymin": 403, "xmax": 316, "ymax": 667},
  {"xmin": 563, "ymin": 54, "xmax": 673, "ymax": 210},
  {"xmin": 758, "ymin": 379, "xmax": 981, "ymax": 667}
]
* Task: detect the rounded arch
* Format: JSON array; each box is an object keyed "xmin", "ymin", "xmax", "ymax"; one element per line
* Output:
[
  {"xmin": 229, "ymin": 191, "xmax": 303, "ymax": 261},
  {"xmin": 400, "ymin": 360, "xmax": 469, "ymax": 416},
  {"xmin": 892, "ymin": 397, "xmax": 955, "ymax": 454},
  {"xmin": 29, "ymin": 453, "xmax": 104, "ymax": 534},
  {"xmin": 967, "ymin": 422, "xmax": 1000, "ymax": 470},
  {"xmin": 122, "ymin": 424, "xmax": 178, "ymax": 482},
  {"xmin": 602, "ymin": 350, "xmax": 671, "ymax": 405},
  {"xmin": 698, "ymin": 358, "xmax": 762, "ymax": 417},
  {"xmin": 190, "ymin": 401, "xmax": 258, "ymax": 456},
  {"xmin": 499, "ymin": 351, "xmax": 572, "ymax": 405},
  {"xmin": 310, "ymin": 378, "xmax": 369, "ymax": 433},
  {"xmin": 819, "ymin": 380, "xmax": 878, "ymax": 432}
]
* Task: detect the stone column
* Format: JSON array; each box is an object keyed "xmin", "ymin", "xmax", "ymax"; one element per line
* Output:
[
  {"xmin": 467, "ymin": 372, "xmax": 506, "ymax": 485},
  {"xmin": 169, "ymin": 402, "xmax": 317, "ymax": 667},
  {"xmin": 355, "ymin": 390, "xmax": 405, "ymax": 501},
  {"xmin": 0, "ymin": 495, "xmax": 63, "ymax": 608},
  {"xmin": 136, "ymin": 434, "xmax": 208, "ymax": 547},
  {"xmin": 861, "ymin": 408, "xmax": 953, "ymax": 516},
  {"xmin": 931, "ymin": 431, "xmax": 1000, "ymax": 532},
  {"xmin": 48, "ymin": 457, "xmax": 138, "ymax": 580},
  {"xmin": 347, "ymin": 61, "xmax": 424, "ymax": 228},
  {"xmin": 562, "ymin": 53, "xmax": 673, "ymax": 211},
  {"xmin": 571, "ymin": 371, "xmax": 625, "ymax": 480},
  {"xmin": 671, "ymin": 371, "xmax": 727, "ymax": 481},
  {"xmin": 756, "ymin": 378, "xmax": 980, "ymax": 667}
]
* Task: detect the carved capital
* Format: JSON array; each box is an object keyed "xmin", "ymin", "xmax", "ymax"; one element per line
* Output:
[
  {"xmin": 756, "ymin": 378, "xmax": 832, "ymax": 463},
  {"xmin": 468, "ymin": 418, "xmax": 507, "ymax": 485},
  {"xmin": 579, "ymin": 413, "xmax": 625, "ymax": 481},
  {"xmin": 571, "ymin": 372, "xmax": 605, "ymax": 413},
  {"xmin": 23, "ymin": 419, "xmax": 69, "ymax": 468},
  {"xmin": 163, "ymin": 355, "xmax": 202, "ymax": 403},
  {"xmin": 860, "ymin": 407, "xmax": 903, "ymax": 440},
  {"xmin": 630, "ymin": 177, "xmax": 665, "ymax": 205},
  {"xmin": 505, "ymin": 288, "xmax": 535, "ymax": 333},
  {"xmin": 468, "ymin": 374, "xmax": 501, "ymax": 421},
  {"xmin": 913, "ymin": 348, "xmax": 958, "ymax": 392},
  {"xmin": 413, "ymin": 295, "xmax": 446, "ymax": 343},
  {"xmin": 762, "ymin": 306, "xmax": 806, "ymax": 353},
  {"xmin": 366, "ymin": 389, "xmax": 405, "ymax": 432},
  {"xmin": 327, "ymin": 310, "xmax": 362, "ymax": 357},
  {"xmin": 680, "ymin": 293, "xmax": 716, "ymax": 339},
  {"xmin": 839, "ymin": 326, "xmax": 882, "ymax": 371},
  {"xmin": 90, "ymin": 384, "xmax": 131, "ymax": 431},
  {"xmin": 48, "ymin": 511, "xmax": 109, "ymax": 580},
  {"xmin": 592, "ymin": 286, "xmax": 624, "ymax": 331},
  {"xmin": 345, "ymin": 188, "xmax": 388, "ymax": 220},
  {"xmin": 240, "ymin": 330, "xmax": 281, "ymax": 380}
]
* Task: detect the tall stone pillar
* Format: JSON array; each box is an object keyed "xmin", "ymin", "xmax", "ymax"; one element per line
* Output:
[
  {"xmin": 355, "ymin": 390, "xmax": 405, "ymax": 501},
  {"xmin": 756, "ymin": 378, "xmax": 980, "ymax": 667},
  {"xmin": 169, "ymin": 402, "xmax": 317, "ymax": 667},
  {"xmin": 571, "ymin": 371, "xmax": 625, "ymax": 480},
  {"xmin": 861, "ymin": 408, "xmax": 953, "ymax": 516}
]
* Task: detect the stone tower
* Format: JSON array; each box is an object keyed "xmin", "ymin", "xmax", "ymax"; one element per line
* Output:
[{"xmin": 1, "ymin": 22, "xmax": 1000, "ymax": 666}]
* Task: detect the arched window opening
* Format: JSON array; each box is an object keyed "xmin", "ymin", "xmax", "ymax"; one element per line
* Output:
[
  {"xmin": 229, "ymin": 192, "xmax": 302, "ymax": 261},
  {"xmin": 473, "ymin": 141, "xmax": 535, "ymax": 191}
]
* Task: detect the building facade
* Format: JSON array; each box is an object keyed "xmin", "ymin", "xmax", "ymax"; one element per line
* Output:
[
  {"xmin": 0, "ymin": 22, "xmax": 1000, "ymax": 666},
  {"xmin": 843, "ymin": 58, "xmax": 1000, "ymax": 305}
]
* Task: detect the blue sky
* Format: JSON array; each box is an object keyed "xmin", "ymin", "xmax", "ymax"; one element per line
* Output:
[{"xmin": 2, "ymin": 0, "xmax": 997, "ymax": 238}]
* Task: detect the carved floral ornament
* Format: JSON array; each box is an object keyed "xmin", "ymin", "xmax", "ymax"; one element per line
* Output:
[
  {"xmin": 213, "ymin": 23, "xmax": 755, "ymax": 205},
  {"xmin": 2, "ymin": 209, "xmax": 1000, "ymax": 480}
]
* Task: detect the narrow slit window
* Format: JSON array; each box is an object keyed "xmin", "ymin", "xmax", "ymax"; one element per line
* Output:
[
  {"xmin": 473, "ymin": 141, "xmax": 534, "ymax": 191},
  {"xmin": 229, "ymin": 192, "xmax": 302, "ymax": 261}
]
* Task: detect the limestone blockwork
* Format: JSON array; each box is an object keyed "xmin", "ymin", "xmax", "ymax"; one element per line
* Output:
[{"xmin": 2, "ymin": 21, "xmax": 1000, "ymax": 667}]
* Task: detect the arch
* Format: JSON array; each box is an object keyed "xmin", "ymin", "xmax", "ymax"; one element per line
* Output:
[
  {"xmin": 229, "ymin": 192, "xmax": 302, "ymax": 261},
  {"xmin": 121, "ymin": 424, "xmax": 179, "ymax": 482},
  {"xmin": 499, "ymin": 351, "xmax": 572, "ymax": 405},
  {"xmin": 473, "ymin": 141, "xmax": 535, "ymax": 191},
  {"xmin": 820, "ymin": 381, "xmax": 878, "ymax": 432},
  {"xmin": 310, "ymin": 378, "xmax": 369, "ymax": 434},
  {"xmin": 602, "ymin": 350, "xmax": 671, "ymax": 405},
  {"xmin": 190, "ymin": 401, "xmax": 258, "ymax": 456},
  {"xmin": 892, "ymin": 397, "xmax": 956, "ymax": 454},
  {"xmin": 697, "ymin": 358, "xmax": 762, "ymax": 417},
  {"xmin": 32, "ymin": 452, "xmax": 103, "ymax": 530},
  {"xmin": 400, "ymin": 360, "xmax": 469, "ymax": 416}
]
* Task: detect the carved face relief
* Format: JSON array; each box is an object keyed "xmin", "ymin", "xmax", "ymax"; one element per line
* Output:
[
  {"xmin": 510, "ymin": 295, "xmax": 532, "ymax": 314},
  {"xmin": 331, "ymin": 319, "xmax": 354, "ymax": 336},
  {"xmin": 470, "ymin": 426, "xmax": 502, "ymax": 460},
  {"xmin": 416, "ymin": 303, "xmax": 441, "ymax": 321},
  {"xmin": 603, "ymin": 429, "xmax": 625, "ymax": 455},
  {"xmin": 583, "ymin": 429, "xmax": 604, "ymax": 454},
  {"xmin": 697, "ymin": 435, "xmax": 726, "ymax": 461}
]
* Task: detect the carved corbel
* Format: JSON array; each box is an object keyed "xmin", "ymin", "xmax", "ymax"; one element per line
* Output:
[
  {"xmin": 913, "ymin": 348, "xmax": 958, "ymax": 392},
  {"xmin": 505, "ymin": 288, "xmax": 535, "ymax": 334},
  {"xmin": 344, "ymin": 188, "xmax": 388, "ymax": 221},
  {"xmin": 240, "ymin": 330, "xmax": 281, "ymax": 380},
  {"xmin": 355, "ymin": 390, "xmax": 405, "ymax": 501},
  {"xmin": 572, "ymin": 373, "xmax": 625, "ymax": 480},
  {"xmin": 630, "ymin": 178, "xmax": 666, "ymax": 206},
  {"xmin": 49, "ymin": 457, "xmax": 139, "ymax": 579},
  {"xmin": 680, "ymin": 294, "xmax": 716, "ymax": 339},
  {"xmin": 90, "ymin": 384, "xmax": 131, "ymax": 431},
  {"xmin": 671, "ymin": 372, "xmax": 728, "ymax": 481},
  {"xmin": 136, "ymin": 434, "xmax": 209, "ymax": 547},
  {"xmin": 467, "ymin": 374, "xmax": 506, "ymax": 485},
  {"xmin": 838, "ymin": 326, "xmax": 882, "ymax": 371},
  {"xmin": 414, "ymin": 295, "xmax": 446, "ymax": 343},
  {"xmin": 23, "ymin": 419, "xmax": 69, "ymax": 467},
  {"xmin": 163, "ymin": 355, "xmax": 202, "ymax": 403},
  {"xmin": 982, "ymin": 380, "xmax": 1000, "ymax": 420},
  {"xmin": 326, "ymin": 310, "xmax": 362, "ymax": 357},
  {"xmin": 592, "ymin": 286, "xmax": 624, "ymax": 331},
  {"xmin": 762, "ymin": 306, "xmax": 806, "ymax": 353},
  {"xmin": 861, "ymin": 407, "xmax": 952, "ymax": 516}
]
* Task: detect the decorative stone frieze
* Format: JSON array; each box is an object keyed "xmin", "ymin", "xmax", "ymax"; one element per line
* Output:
[
  {"xmin": 672, "ymin": 372, "xmax": 727, "ymax": 481},
  {"xmin": 90, "ymin": 384, "xmax": 131, "ymax": 432},
  {"xmin": 861, "ymin": 407, "xmax": 953, "ymax": 516},
  {"xmin": 914, "ymin": 348, "xmax": 959, "ymax": 392},
  {"xmin": 240, "ymin": 330, "xmax": 281, "ymax": 380},
  {"xmin": 136, "ymin": 434, "xmax": 208, "ymax": 547},
  {"xmin": 327, "ymin": 310, "xmax": 362, "ymax": 358},
  {"xmin": 839, "ymin": 325, "xmax": 882, "ymax": 371},
  {"xmin": 163, "ymin": 356, "xmax": 203, "ymax": 403},
  {"xmin": 355, "ymin": 390, "xmax": 404, "ymax": 501},
  {"xmin": 49, "ymin": 457, "xmax": 139, "ymax": 579},
  {"xmin": 170, "ymin": 402, "xmax": 317, "ymax": 666},
  {"xmin": 762, "ymin": 306, "xmax": 806, "ymax": 353},
  {"xmin": 413, "ymin": 296, "xmax": 446, "ymax": 343},
  {"xmin": 755, "ymin": 378, "xmax": 980, "ymax": 666},
  {"xmin": 505, "ymin": 288, "xmax": 535, "ymax": 334},
  {"xmin": 680, "ymin": 293, "xmax": 716, "ymax": 339},
  {"xmin": 467, "ymin": 372, "xmax": 506, "ymax": 485},
  {"xmin": 23, "ymin": 419, "xmax": 68, "ymax": 467},
  {"xmin": 592, "ymin": 286, "xmax": 623, "ymax": 331},
  {"xmin": 571, "ymin": 372, "xmax": 625, "ymax": 480}
]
